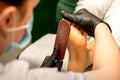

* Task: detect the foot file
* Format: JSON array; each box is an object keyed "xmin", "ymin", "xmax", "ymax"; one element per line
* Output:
[{"xmin": 54, "ymin": 19, "xmax": 70, "ymax": 60}]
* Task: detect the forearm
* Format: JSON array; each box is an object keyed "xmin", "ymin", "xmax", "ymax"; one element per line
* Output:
[
  {"xmin": 94, "ymin": 23, "xmax": 120, "ymax": 69},
  {"xmin": 85, "ymin": 23, "xmax": 120, "ymax": 80}
]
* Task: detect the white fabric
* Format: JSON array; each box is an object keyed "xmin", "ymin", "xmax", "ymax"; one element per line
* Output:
[
  {"xmin": 75, "ymin": 0, "xmax": 120, "ymax": 47},
  {"xmin": 0, "ymin": 42, "xmax": 30, "ymax": 64},
  {"xmin": 75, "ymin": 0, "xmax": 114, "ymax": 19},
  {"xmin": 0, "ymin": 48, "xmax": 23, "ymax": 64},
  {"xmin": 0, "ymin": 60, "xmax": 91, "ymax": 80},
  {"xmin": 103, "ymin": 0, "xmax": 120, "ymax": 47},
  {"xmin": 19, "ymin": 34, "xmax": 69, "ymax": 71}
]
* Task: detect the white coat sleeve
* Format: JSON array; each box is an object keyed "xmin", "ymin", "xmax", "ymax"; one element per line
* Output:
[
  {"xmin": 0, "ymin": 60, "xmax": 92, "ymax": 80},
  {"xmin": 75, "ymin": 0, "xmax": 115, "ymax": 19},
  {"xmin": 103, "ymin": 0, "xmax": 120, "ymax": 47}
]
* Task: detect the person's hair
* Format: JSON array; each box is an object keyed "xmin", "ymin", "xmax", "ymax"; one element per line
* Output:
[
  {"xmin": 0, "ymin": 0, "xmax": 27, "ymax": 20},
  {"xmin": 0, "ymin": 0, "xmax": 25, "ymax": 7}
]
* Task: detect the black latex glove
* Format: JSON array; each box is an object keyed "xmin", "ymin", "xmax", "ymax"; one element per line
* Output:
[
  {"xmin": 61, "ymin": 8, "xmax": 111, "ymax": 37},
  {"xmin": 40, "ymin": 45, "xmax": 63, "ymax": 71}
]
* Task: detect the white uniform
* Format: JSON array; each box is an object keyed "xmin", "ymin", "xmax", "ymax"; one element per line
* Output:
[{"xmin": 0, "ymin": 60, "xmax": 91, "ymax": 80}]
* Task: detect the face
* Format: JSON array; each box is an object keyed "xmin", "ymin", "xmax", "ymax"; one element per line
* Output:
[
  {"xmin": 0, "ymin": 0, "xmax": 39, "ymax": 55},
  {"xmin": 13, "ymin": 0, "xmax": 39, "ymax": 42}
]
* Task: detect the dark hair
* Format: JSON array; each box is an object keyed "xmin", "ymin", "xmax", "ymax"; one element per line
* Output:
[
  {"xmin": 0, "ymin": 0, "xmax": 24, "ymax": 7},
  {"xmin": 0, "ymin": 0, "xmax": 27, "ymax": 18}
]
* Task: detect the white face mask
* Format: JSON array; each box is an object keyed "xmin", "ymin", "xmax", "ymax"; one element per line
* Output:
[{"xmin": 5, "ymin": 15, "xmax": 34, "ymax": 53}]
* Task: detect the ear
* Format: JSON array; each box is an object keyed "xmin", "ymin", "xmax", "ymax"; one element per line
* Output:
[{"xmin": 0, "ymin": 6, "xmax": 17, "ymax": 38}]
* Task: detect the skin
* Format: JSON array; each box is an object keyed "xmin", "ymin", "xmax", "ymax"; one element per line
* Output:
[
  {"xmin": 67, "ymin": 23, "xmax": 93, "ymax": 72},
  {"xmin": 85, "ymin": 23, "xmax": 120, "ymax": 80},
  {"xmin": 0, "ymin": 0, "xmax": 39, "ymax": 56},
  {"xmin": 67, "ymin": 22, "xmax": 120, "ymax": 74},
  {"xmin": 68, "ymin": 23, "xmax": 120, "ymax": 80}
]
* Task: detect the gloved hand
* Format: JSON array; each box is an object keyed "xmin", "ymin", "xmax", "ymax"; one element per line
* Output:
[
  {"xmin": 60, "ymin": 8, "xmax": 111, "ymax": 37},
  {"xmin": 40, "ymin": 45, "xmax": 63, "ymax": 71}
]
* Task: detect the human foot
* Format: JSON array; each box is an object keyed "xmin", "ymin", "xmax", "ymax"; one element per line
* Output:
[{"xmin": 67, "ymin": 23, "xmax": 90, "ymax": 72}]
